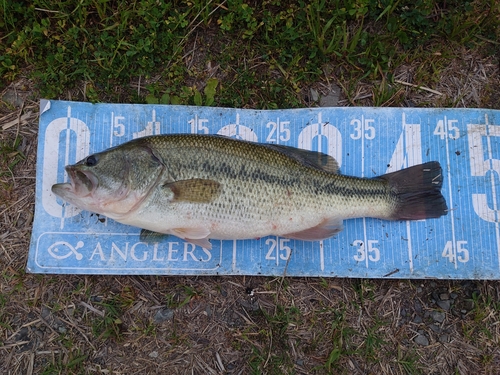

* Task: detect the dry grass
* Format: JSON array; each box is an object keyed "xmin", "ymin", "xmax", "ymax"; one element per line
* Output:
[{"xmin": 1, "ymin": 49, "xmax": 500, "ymax": 374}]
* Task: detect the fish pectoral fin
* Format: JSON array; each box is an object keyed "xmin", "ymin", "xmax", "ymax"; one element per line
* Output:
[
  {"xmin": 264, "ymin": 144, "xmax": 339, "ymax": 174},
  {"xmin": 170, "ymin": 227, "xmax": 212, "ymax": 250},
  {"xmin": 283, "ymin": 218, "xmax": 344, "ymax": 241},
  {"xmin": 163, "ymin": 178, "xmax": 221, "ymax": 203},
  {"xmin": 140, "ymin": 229, "xmax": 170, "ymax": 242}
]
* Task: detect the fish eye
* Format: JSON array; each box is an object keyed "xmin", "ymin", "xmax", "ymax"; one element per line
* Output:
[{"xmin": 85, "ymin": 155, "xmax": 98, "ymax": 167}]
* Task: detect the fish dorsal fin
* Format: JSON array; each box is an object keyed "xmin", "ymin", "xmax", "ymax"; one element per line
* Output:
[
  {"xmin": 163, "ymin": 178, "xmax": 221, "ymax": 203},
  {"xmin": 265, "ymin": 144, "xmax": 339, "ymax": 174},
  {"xmin": 283, "ymin": 217, "xmax": 344, "ymax": 241}
]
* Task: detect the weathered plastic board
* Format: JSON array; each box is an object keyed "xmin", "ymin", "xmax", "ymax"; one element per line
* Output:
[{"xmin": 27, "ymin": 100, "xmax": 500, "ymax": 278}]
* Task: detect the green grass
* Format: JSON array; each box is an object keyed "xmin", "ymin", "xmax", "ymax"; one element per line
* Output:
[
  {"xmin": 90, "ymin": 288, "xmax": 135, "ymax": 341},
  {"xmin": 396, "ymin": 347, "xmax": 423, "ymax": 375},
  {"xmin": 242, "ymin": 303, "xmax": 302, "ymax": 373},
  {"xmin": 319, "ymin": 308, "xmax": 355, "ymax": 372},
  {"xmin": 165, "ymin": 284, "xmax": 201, "ymax": 309},
  {"xmin": 40, "ymin": 349, "xmax": 88, "ymax": 375},
  {"xmin": 461, "ymin": 287, "xmax": 500, "ymax": 345},
  {"xmin": 1, "ymin": 0, "xmax": 498, "ymax": 105},
  {"xmin": 0, "ymin": 137, "xmax": 25, "ymax": 178}
]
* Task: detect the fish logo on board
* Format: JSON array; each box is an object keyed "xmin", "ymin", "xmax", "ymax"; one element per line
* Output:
[{"xmin": 47, "ymin": 240, "xmax": 84, "ymax": 260}]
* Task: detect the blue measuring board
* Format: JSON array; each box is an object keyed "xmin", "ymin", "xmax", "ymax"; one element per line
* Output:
[{"xmin": 28, "ymin": 100, "xmax": 500, "ymax": 278}]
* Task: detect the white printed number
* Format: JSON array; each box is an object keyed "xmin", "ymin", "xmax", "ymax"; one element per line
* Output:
[
  {"xmin": 189, "ymin": 116, "xmax": 209, "ymax": 134},
  {"xmin": 433, "ymin": 118, "xmax": 460, "ymax": 140},
  {"xmin": 353, "ymin": 240, "xmax": 380, "ymax": 262},
  {"xmin": 467, "ymin": 123, "xmax": 500, "ymax": 223},
  {"xmin": 266, "ymin": 119, "xmax": 290, "ymax": 143},
  {"xmin": 442, "ymin": 240, "xmax": 469, "ymax": 263},
  {"xmin": 265, "ymin": 238, "xmax": 291, "ymax": 263},
  {"xmin": 350, "ymin": 118, "xmax": 375, "ymax": 140},
  {"xmin": 113, "ymin": 115, "xmax": 125, "ymax": 137}
]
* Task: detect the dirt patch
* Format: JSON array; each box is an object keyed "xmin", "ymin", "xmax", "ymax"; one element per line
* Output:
[{"xmin": 1, "ymin": 50, "xmax": 500, "ymax": 373}]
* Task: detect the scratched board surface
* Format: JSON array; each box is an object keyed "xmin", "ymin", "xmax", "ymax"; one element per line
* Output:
[{"xmin": 27, "ymin": 100, "xmax": 500, "ymax": 278}]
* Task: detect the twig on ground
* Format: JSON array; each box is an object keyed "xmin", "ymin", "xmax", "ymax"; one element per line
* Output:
[{"xmin": 395, "ymin": 79, "xmax": 443, "ymax": 96}]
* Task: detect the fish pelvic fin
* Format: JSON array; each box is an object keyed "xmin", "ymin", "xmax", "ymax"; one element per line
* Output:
[
  {"xmin": 380, "ymin": 162, "xmax": 448, "ymax": 220},
  {"xmin": 283, "ymin": 217, "xmax": 344, "ymax": 241},
  {"xmin": 163, "ymin": 178, "xmax": 221, "ymax": 203}
]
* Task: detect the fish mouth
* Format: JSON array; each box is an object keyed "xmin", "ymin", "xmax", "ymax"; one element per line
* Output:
[{"xmin": 64, "ymin": 166, "xmax": 98, "ymax": 196}]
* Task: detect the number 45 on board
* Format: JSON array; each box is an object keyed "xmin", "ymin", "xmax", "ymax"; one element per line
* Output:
[{"xmin": 442, "ymin": 240, "xmax": 469, "ymax": 264}]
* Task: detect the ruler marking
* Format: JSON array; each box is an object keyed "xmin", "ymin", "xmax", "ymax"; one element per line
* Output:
[
  {"xmin": 485, "ymin": 115, "xmax": 500, "ymax": 270},
  {"xmin": 318, "ymin": 113, "xmax": 325, "ymax": 271},
  {"xmin": 359, "ymin": 114, "xmax": 369, "ymax": 268},
  {"xmin": 443, "ymin": 115, "xmax": 458, "ymax": 269},
  {"xmin": 230, "ymin": 240, "xmax": 237, "ymax": 272},
  {"xmin": 109, "ymin": 112, "xmax": 114, "ymax": 147}
]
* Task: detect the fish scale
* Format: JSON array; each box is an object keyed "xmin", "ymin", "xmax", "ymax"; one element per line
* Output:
[{"xmin": 52, "ymin": 134, "xmax": 447, "ymax": 249}]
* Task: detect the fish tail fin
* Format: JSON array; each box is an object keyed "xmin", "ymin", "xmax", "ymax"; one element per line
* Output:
[{"xmin": 380, "ymin": 162, "xmax": 448, "ymax": 220}]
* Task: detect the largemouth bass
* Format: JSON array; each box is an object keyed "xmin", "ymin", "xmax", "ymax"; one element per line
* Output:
[{"xmin": 52, "ymin": 134, "xmax": 447, "ymax": 249}]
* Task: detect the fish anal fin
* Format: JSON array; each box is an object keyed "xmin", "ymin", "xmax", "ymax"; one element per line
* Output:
[
  {"xmin": 171, "ymin": 227, "xmax": 212, "ymax": 249},
  {"xmin": 265, "ymin": 144, "xmax": 339, "ymax": 174},
  {"xmin": 185, "ymin": 237, "xmax": 212, "ymax": 250},
  {"xmin": 283, "ymin": 218, "xmax": 344, "ymax": 241},
  {"xmin": 163, "ymin": 178, "xmax": 221, "ymax": 203}
]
